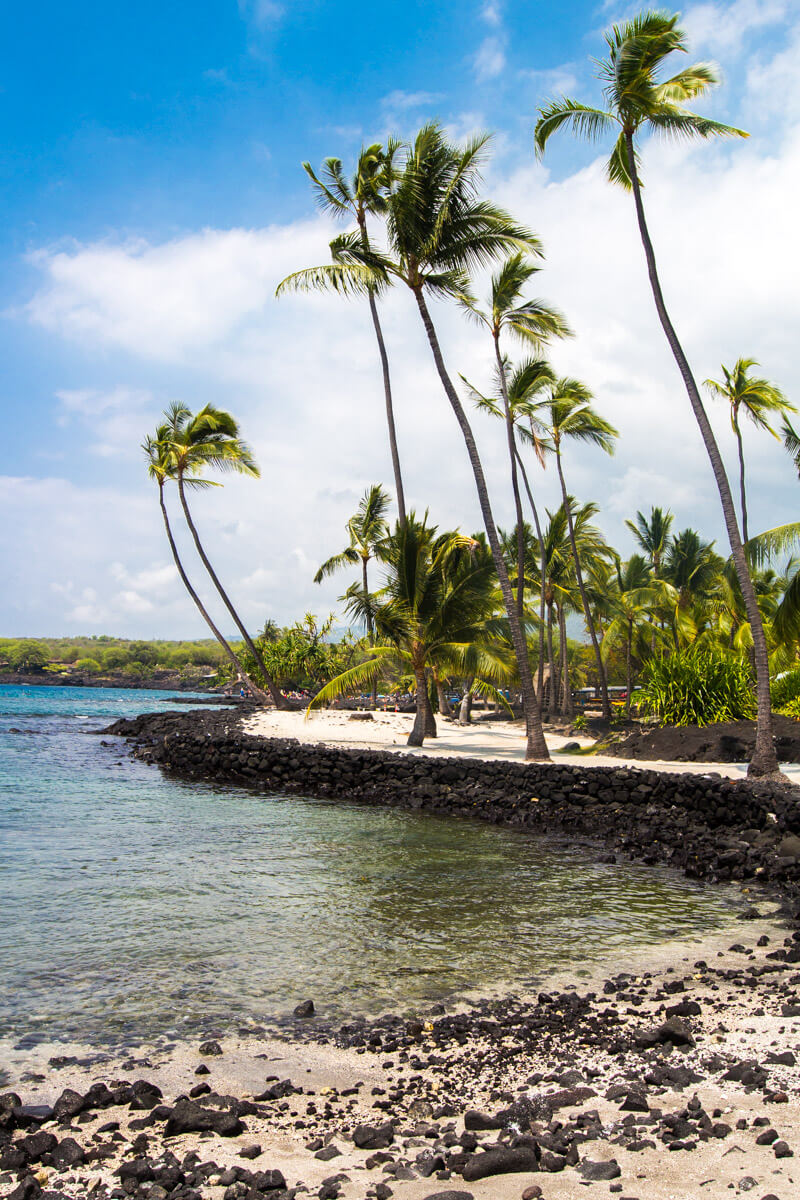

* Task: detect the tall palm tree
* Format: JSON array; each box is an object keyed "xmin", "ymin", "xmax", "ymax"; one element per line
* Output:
[
  {"xmin": 625, "ymin": 506, "xmax": 674, "ymax": 577},
  {"xmin": 704, "ymin": 358, "xmax": 794, "ymax": 542},
  {"xmin": 296, "ymin": 144, "xmax": 407, "ymax": 523},
  {"xmin": 314, "ymin": 484, "xmax": 391, "ymax": 644},
  {"xmin": 142, "ymin": 431, "xmax": 268, "ymax": 701},
  {"xmin": 461, "ymin": 254, "xmax": 570, "ymax": 625},
  {"xmin": 538, "ymin": 379, "xmax": 618, "ymax": 720},
  {"xmin": 282, "ymin": 123, "xmax": 551, "ymax": 760},
  {"xmin": 534, "ymin": 11, "xmax": 778, "ymax": 774},
  {"xmin": 464, "ymin": 356, "xmax": 555, "ymax": 701},
  {"xmin": 157, "ymin": 403, "xmax": 288, "ymax": 709}
]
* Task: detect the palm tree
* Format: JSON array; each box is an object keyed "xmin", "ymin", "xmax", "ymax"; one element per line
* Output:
[
  {"xmin": 704, "ymin": 358, "xmax": 794, "ymax": 543},
  {"xmin": 602, "ymin": 554, "xmax": 664, "ymax": 716},
  {"xmin": 310, "ymin": 515, "xmax": 509, "ymax": 746},
  {"xmin": 295, "ymin": 144, "xmax": 407, "ymax": 523},
  {"xmin": 538, "ymin": 379, "xmax": 618, "ymax": 720},
  {"xmin": 625, "ymin": 506, "xmax": 674, "ymax": 577},
  {"xmin": 282, "ymin": 123, "xmax": 551, "ymax": 760},
  {"xmin": 142, "ymin": 430, "xmax": 268, "ymax": 701},
  {"xmin": 461, "ymin": 254, "xmax": 570, "ymax": 625},
  {"xmin": 534, "ymin": 11, "xmax": 777, "ymax": 773},
  {"xmin": 156, "ymin": 403, "xmax": 288, "ymax": 709},
  {"xmin": 465, "ymin": 356, "xmax": 555, "ymax": 701},
  {"xmin": 314, "ymin": 485, "xmax": 391, "ymax": 644}
]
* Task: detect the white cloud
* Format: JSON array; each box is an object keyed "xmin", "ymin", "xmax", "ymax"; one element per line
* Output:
[
  {"xmin": 684, "ymin": 0, "xmax": 788, "ymax": 56},
  {"xmin": 481, "ymin": 1, "xmax": 503, "ymax": 26},
  {"xmin": 473, "ymin": 36, "xmax": 506, "ymax": 83},
  {"xmin": 381, "ymin": 90, "xmax": 442, "ymax": 113},
  {"xmin": 9, "ymin": 18, "xmax": 800, "ymax": 637},
  {"xmin": 56, "ymin": 387, "xmax": 157, "ymax": 458},
  {"xmin": 238, "ymin": 0, "xmax": 283, "ymax": 28}
]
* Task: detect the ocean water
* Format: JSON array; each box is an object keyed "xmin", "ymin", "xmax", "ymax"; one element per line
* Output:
[{"xmin": 0, "ymin": 684, "xmax": 741, "ymax": 1048}]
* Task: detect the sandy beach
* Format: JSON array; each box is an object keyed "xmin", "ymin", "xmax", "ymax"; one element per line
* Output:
[
  {"xmin": 2, "ymin": 917, "xmax": 800, "ymax": 1200},
  {"xmin": 242, "ymin": 708, "xmax": 800, "ymax": 784}
]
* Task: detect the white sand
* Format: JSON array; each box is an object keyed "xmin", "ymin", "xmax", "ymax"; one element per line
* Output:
[{"xmin": 243, "ymin": 707, "xmax": 800, "ymax": 782}]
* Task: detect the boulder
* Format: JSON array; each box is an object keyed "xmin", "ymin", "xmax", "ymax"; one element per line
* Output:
[
  {"xmin": 462, "ymin": 1146, "xmax": 539, "ymax": 1180},
  {"xmin": 164, "ymin": 1099, "xmax": 244, "ymax": 1138}
]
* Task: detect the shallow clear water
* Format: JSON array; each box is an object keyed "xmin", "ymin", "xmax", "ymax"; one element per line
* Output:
[{"xmin": 0, "ymin": 684, "xmax": 740, "ymax": 1048}]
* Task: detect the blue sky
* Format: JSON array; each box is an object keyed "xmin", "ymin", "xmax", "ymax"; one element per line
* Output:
[{"xmin": 2, "ymin": 1, "xmax": 799, "ymax": 635}]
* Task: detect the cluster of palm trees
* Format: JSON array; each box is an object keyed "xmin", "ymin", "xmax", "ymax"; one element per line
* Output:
[
  {"xmin": 139, "ymin": 10, "xmax": 795, "ymax": 775},
  {"xmin": 308, "ymin": 489, "xmax": 799, "ymax": 741},
  {"xmin": 273, "ymin": 10, "xmax": 795, "ymax": 774}
]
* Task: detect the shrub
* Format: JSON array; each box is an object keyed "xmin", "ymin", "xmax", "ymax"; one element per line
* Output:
[
  {"xmin": 777, "ymin": 697, "xmax": 800, "ymax": 721},
  {"xmin": 633, "ymin": 649, "xmax": 756, "ymax": 727},
  {"xmin": 74, "ymin": 657, "xmax": 103, "ymax": 674},
  {"xmin": 771, "ymin": 667, "xmax": 800, "ymax": 711}
]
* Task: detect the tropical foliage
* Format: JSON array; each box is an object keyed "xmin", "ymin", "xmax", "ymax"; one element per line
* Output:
[{"xmin": 634, "ymin": 649, "xmax": 756, "ymax": 727}]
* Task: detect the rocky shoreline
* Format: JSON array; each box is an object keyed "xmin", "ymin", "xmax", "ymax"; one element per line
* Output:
[
  {"xmin": 104, "ymin": 708, "xmax": 800, "ymax": 909},
  {"xmin": 4, "ymin": 709, "xmax": 800, "ymax": 1200}
]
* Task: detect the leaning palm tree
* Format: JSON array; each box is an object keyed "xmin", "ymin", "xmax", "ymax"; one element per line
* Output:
[
  {"xmin": 143, "ymin": 431, "xmax": 268, "ymax": 701},
  {"xmin": 625, "ymin": 506, "xmax": 674, "ymax": 578},
  {"xmin": 157, "ymin": 403, "xmax": 288, "ymax": 709},
  {"xmin": 293, "ymin": 144, "xmax": 407, "ymax": 522},
  {"xmin": 281, "ymin": 123, "xmax": 551, "ymax": 760},
  {"xmin": 538, "ymin": 379, "xmax": 618, "ymax": 720},
  {"xmin": 460, "ymin": 254, "xmax": 570, "ymax": 625},
  {"xmin": 704, "ymin": 358, "xmax": 794, "ymax": 542},
  {"xmin": 534, "ymin": 10, "xmax": 778, "ymax": 774}
]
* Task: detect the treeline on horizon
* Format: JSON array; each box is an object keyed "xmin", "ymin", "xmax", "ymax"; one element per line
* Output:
[{"xmin": 0, "ymin": 636, "xmax": 229, "ymax": 676}]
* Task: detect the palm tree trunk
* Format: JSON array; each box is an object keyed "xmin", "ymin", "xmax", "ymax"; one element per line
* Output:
[
  {"xmin": 459, "ymin": 678, "xmax": 474, "ymax": 724},
  {"xmin": 546, "ymin": 601, "xmax": 556, "ymax": 715},
  {"xmin": 434, "ymin": 671, "xmax": 451, "ymax": 719},
  {"xmin": 408, "ymin": 661, "xmax": 428, "ymax": 746},
  {"xmin": 157, "ymin": 484, "xmax": 268, "ymax": 702},
  {"xmin": 363, "ymin": 555, "xmax": 378, "ymax": 708},
  {"xmin": 494, "ymin": 335, "xmax": 526, "ymax": 626},
  {"xmin": 626, "ymin": 619, "xmax": 633, "ymax": 720},
  {"xmin": 424, "ymin": 670, "xmax": 438, "ymax": 736},
  {"xmin": 624, "ymin": 130, "xmax": 776, "ymax": 775},
  {"xmin": 359, "ymin": 216, "xmax": 406, "ymax": 524},
  {"xmin": 413, "ymin": 287, "xmax": 549, "ymax": 760},
  {"xmin": 517, "ymin": 449, "xmax": 547, "ymax": 703},
  {"xmin": 555, "ymin": 449, "xmax": 612, "ymax": 721},
  {"xmin": 734, "ymin": 416, "xmax": 749, "ymax": 544},
  {"xmin": 558, "ymin": 604, "xmax": 572, "ymax": 717},
  {"xmin": 177, "ymin": 475, "xmax": 289, "ymax": 710}
]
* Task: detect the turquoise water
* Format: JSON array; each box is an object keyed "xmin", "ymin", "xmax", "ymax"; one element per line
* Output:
[{"xmin": 0, "ymin": 684, "xmax": 740, "ymax": 1048}]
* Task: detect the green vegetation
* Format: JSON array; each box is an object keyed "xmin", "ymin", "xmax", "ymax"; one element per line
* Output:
[
  {"xmin": 0, "ymin": 636, "xmax": 228, "ymax": 677},
  {"xmin": 634, "ymin": 650, "xmax": 756, "ymax": 728}
]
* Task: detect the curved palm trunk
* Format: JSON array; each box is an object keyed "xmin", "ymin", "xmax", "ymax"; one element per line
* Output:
[
  {"xmin": 494, "ymin": 336, "xmax": 526, "ymax": 626},
  {"xmin": 625, "ymin": 131, "xmax": 776, "ymax": 775},
  {"xmin": 558, "ymin": 604, "xmax": 572, "ymax": 717},
  {"xmin": 554, "ymin": 449, "xmax": 612, "ymax": 721},
  {"xmin": 517, "ymin": 449, "xmax": 547, "ymax": 702},
  {"xmin": 359, "ymin": 215, "xmax": 406, "ymax": 524},
  {"xmin": 157, "ymin": 484, "xmax": 268, "ymax": 702},
  {"xmin": 459, "ymin": 678, "xmax": 474, "ymax": 724},
  {"xmin": 177, "ymin": 476, "xmax": 289, "ymax": 710},
  {"xmin": 733, "ymin": 415, "xmax": 749, "ymax": 544},
  {"xmin": 413, "ymin": 287, "xmax": 549, "ymax": 760}
]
